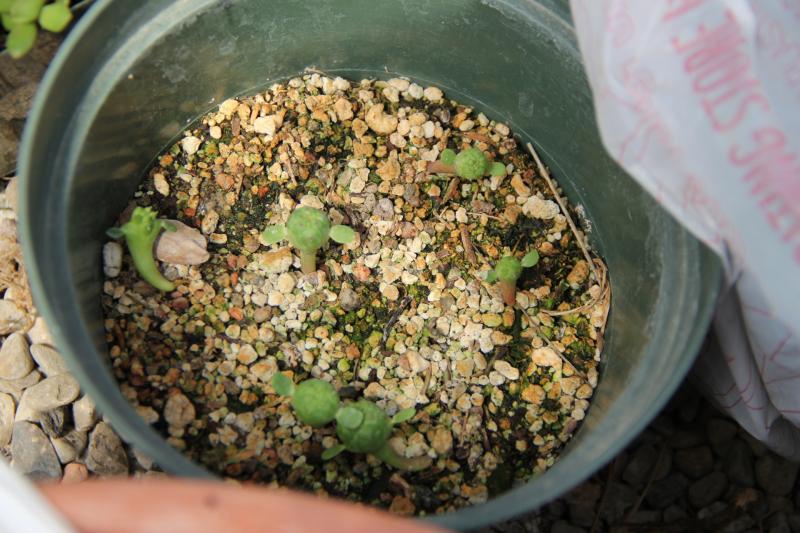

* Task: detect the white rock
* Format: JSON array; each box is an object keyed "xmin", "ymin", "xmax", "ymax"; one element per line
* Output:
[
  {"xmin": 493, "ymin": 360, "xmax": 520, "ymax": 380},
  {"xmin": 349, "ymin": 176, "xmax": 366, "ymax": 194},
  {"xmin": 164, "ymin": 393, "xmax": 195, "ymax": 428},
  {"xmin": 181, "ymin": 136, "xmax": 201, "ymax": 155},
  {"xmin": 156, "ymin": 220, "xmax": 210, "ymax": 266},
  {"xmin": 253, "ymin": 115, "xmax": 282, "ymax": 136},
  {"xmin": 0, "ymin": 301, "xmax": 27, "ymax": 335},
  {"xmin": 388, "ymin": 78, "xmax": 410, "ymax": 91},
  {"xmin": 201, "ymin": 210, "xmax": 219, "ymax": 235},
  {"xmin": 0, "ymin": 333, "xmax": 33, "ymax": 380},
  {"xmin": 494, "ymin": 123, "xmax": 510, "ymax": 136},
  {"xmin": 15, "ymin": 374, "xmax": 80, "ymax": 421},
  {"xmin": 275, "ymin": 273, "xmax": 296, "ymax": 294},
  {"xmin": 73, "ymin": 395, "xmax": 98, "ymax": 431},
  {"xmin": 30, "ymin": 344, "xmax": 68, "ymax": 377},
  {"xmin": 0, "ymin": 392, "xmax": 14, "ymax": 446},
  {"xmin": 26, "ymin": 317, "xmax": 52, "ymax": 346},
  {"xmin": 381, "ymin": 284, "xmax": 400, "ymax": 301},
  {"xmin": 219, "ymin": 99, "xmax": 239, "ymax": 116},
  {"xmin": 102, "ymin": 242, "xmax": 122, "ymax": 278},
  {"xmin": 458, "ymin": 119, "xmax": 475, "ymax": 132},
  {"xmin": 209, "ymin": 125, "xmax": 222, "ymax": 139},
  {"xmin": 407, "ymin": 83, "xmax": 423, "ymax": 99},
  {"xmin": 153, "ymin": 173, "xmax": 169, "ymax": 196},
  {"xmin": 532, "ymin": 346, "xmax": 562, "ymax": 370},
  {"xmin": 423, "ymin": 86, "xmax": 444, "ymax": 102},
  {"xmin": 489, "ymin": 371, "xmax": 505, "ymax": 386},
  {"xmin": 522, "ymin": 196, "xmax": 560, "ymax": 220}
]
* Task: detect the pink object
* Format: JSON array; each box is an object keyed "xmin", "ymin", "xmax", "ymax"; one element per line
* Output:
[{"xmin": 40, "ymin": 478, "xmax": 449, "ymax": 533}]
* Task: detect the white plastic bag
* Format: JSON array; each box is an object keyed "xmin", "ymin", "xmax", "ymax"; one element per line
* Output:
[{"xmin": 570, "ymin": 0, "xmax": 800, "ymax": 458}]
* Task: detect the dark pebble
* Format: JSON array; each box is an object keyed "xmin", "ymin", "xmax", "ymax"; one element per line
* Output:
[
  {"xmin": 721, "ymin": 514, "xmax": 756, "ymax": 533},
  {"xmin": 623, "ymin": 444, "xmax": 658, "ymax": 486},
  {"xmin": 670, "ymin": 428, "xmax": 705, "ymax": 449},
  {"xmin": 674, "ymin": 446, "xmax": 714, "ymax": 479},
  {"xmin": 689, "ymin": 471, "xmax": 728, "ymax": 509},
  {"xmin": 551, "ymin": 521, "xmax": 585, "ymax": 533},
  {"xmin": 600, "ymin": 482, "xmax": 637, "ymax": 523},
  {"xmin": 627, "ymin": 510, "xmax": 662, "ymax": 525},
  {"xmin": 707, "ymin": 418, "xmax": 738, "ymax": 456},
  {"xmin": 33, "ymin": 406, "xmax": 66, "ymax": 438},
  {"xmin": 567, "ymin": 501, "xmax": 595, "ymax": 528},
  {"xmin": 645, "ymin": 472, "xmax": 689, "ymax": 509},
  {"xmin": 726, "ymin": 439, "xmax": 755, "ymax": 487},
  {"xmin": 786, "ymin": 513, "xmax": 800, "ymax": 533},
  {"xmin": 697, "ymin": 500, "xmax": 728, "ymax": 519},
  {"xmin": 755, "ymin": 455, "xmax": 799, "ymax": 496},
  {"xmin": 765, "ymin": 512, "xmax": 791, "ymax": 533},
  {"xmin": 663, "ymin": 504, "xmax": 689, "ymax": 523}
]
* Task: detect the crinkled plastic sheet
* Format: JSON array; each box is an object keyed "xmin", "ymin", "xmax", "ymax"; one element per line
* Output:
[{"xmin": 570, "ymin": 0, "xmax": 800, "ymax": 458}]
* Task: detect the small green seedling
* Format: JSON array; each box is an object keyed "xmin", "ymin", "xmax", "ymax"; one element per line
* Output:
[
  {"xmin": 486, "ymin": 251, "xmax": 540, "ymax": 306},
  {"xmin": 435, "ymin": 147, "xmax": 506, "ymax": 180},
  {"xmin": 2, "ymin": 0, "xmax": 73, "ymax": 59},
  {"xmin": 106, "ymin": 206, "xmax": 176, "ymax": 292},
  {"xmin": 273, "ymin": 373, "xmax": 431, "ymax": 471},
  {"xmin": 262, "ymin": 206, "xmax": 355, "ymax": 275}
]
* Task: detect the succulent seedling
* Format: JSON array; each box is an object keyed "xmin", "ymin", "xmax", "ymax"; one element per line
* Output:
[
  {"xmin": 272, "ymin": 373, "xmax": 431, "ymax": 471},
  {"xmin": 429, "ymin": 147, "xmax": 506, "ymax": 180},
  {"xmin": 106, "ymin": 207, "xmax": 177, "ymax": 292},
  {"xmin": 2, "ymin": 0, "xmax": 73, "ymax": 59},
  {"xmin": 486, "ymin": 251, "xmax": 540, "ymax": 306},
  {"xmin": 262, "ymin": 206, "xmax": 355, "ymax": 275}
]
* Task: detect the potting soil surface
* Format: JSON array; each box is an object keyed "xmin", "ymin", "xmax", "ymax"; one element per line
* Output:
[{"xmin": 100, "ymin": 74, "xmax": 610, "ymax": 515}]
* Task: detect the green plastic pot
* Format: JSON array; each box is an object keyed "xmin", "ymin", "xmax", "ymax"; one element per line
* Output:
[{"xmin": 18, "ymin": 0, "xmax": 721, "ymax": 529}]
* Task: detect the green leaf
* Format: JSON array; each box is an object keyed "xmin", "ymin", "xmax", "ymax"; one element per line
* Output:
[
  {"xmin": 1, "ymin": 13, "xmax": 17, "ymax": 31},
  {"xmin": 9, "ymin": 0, "xmax": 44, "ymax": 23},
  {"xmin": 106, "ymin": 227, "xmax": 124, "ymax": 239},
  {"xmin": 261, "ymin": 224, "xmax": 287, "ymax": 245},
  {"xmin": 271, "ymin": 372, "xmax": 295, "ymax": 397},
  {"xmin": 0, "ymin": 0, "xmax": 14, "ymax": 13},
  {"xmin": 5, "ymin": 21, "xmax": 36, "ymax": 58},
  {"xmin": 329, "ymin": 224, "xmax": 355, "ymax": 244},
  {"xmin": 38, "ymin": 2, "xmax": 72, "ymax": 32},
  {"xmin": 521, "ymin": 250, "xmax": 540, "ymax": 268},
  {"xmin": 485, "ymin": 270, "xmax": 497, "ymax": 283},
  {"xmin": 336, "ymin": 406, "xmax": 364, "ymax": 430},
  {"xmin": 321, "ymin": 444, "xmax": 346, "ymax": 461},
  {"xmin": 391, "ymin": 407, "xmax": 415, "ymax": 425},
  {"xmin": 440, "ymin": 148, "xmax": 456, "ymax": 165},
  {"xmin": 489, "ymin": 162, "xmax": 507, "ymax": 177}
]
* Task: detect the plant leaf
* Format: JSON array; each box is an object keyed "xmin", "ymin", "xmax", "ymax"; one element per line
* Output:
[
  {"xmin": 489, "ymin": 162, "xmax": 507, "ymax": 177},
  {"xmin": 321, "ymin": 444, "xmax": 346, "ymax": 461},
  {"xmin": 0, "ymin": 0, "xmax": 13, "ymax": 13},
  {"xmin": 106, "ymin": 227, "xmax": 124, "ymax": 239},
  {"xmin": 1, "ymin": 13, "xmax": 17, "ymax": 31},
  {"xmin": 271, "ymin": 372, "xmax": 295, "ymax": 397},
  {"xmin": 6, "ymin": 21, "xmax": 36, "ymax": 58},
  {"xmin": 391, "ymin": 407, "xmax": 415, "ymax": 425},
  {"xmin": 440, "ymin": 148, "xmax": 456, "ymax": 165},
  {"xmin": 261, "ymin": 224, "xmax": 287, "ymax": 245},
  {"xmin": 329, "ymin": 225, "xmax": 356, "ymax": 244},
  {"xmin": 485, "ymin": 270, "xmax": 497, "ymax": 283},
  {"xmin": 38, "ymin": 2, "xmax": 71, "ymax": 32},
  {"xmin": 9, "ymin": 0, "xmax": 44, "ymax": 23},
  {"xmin": 521, "ymin": 250, "xmax": 540, "ymax": 268},
  {"xmin": 336, "ymin": 406, "xmax": 364, "ymax": 430}
]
